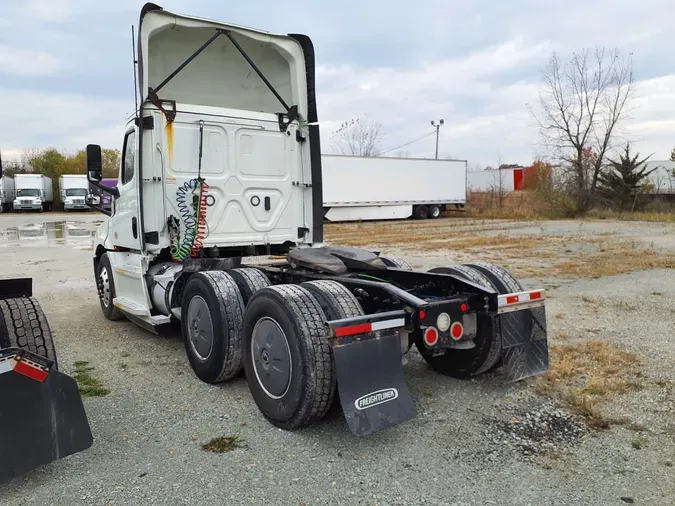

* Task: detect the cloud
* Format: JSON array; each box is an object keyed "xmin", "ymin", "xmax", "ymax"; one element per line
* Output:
[
  {"xmin": 0, "ymin": 89, "xmax": 130, "ymax": 156},
  {"xmin": 0, "ymin": 46, "xmax": 63, "ymax": 76},
  {"xmin": 1, "ymin": 0, "xmax": 674, "ymax": 167}
]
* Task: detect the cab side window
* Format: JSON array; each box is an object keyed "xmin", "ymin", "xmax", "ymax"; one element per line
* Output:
[{"xmin": 121, "ymin": 130, "xmax": 136, "ymax": 185}]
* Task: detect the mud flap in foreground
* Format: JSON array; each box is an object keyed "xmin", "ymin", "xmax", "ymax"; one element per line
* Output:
[
  {"xmin": 327, "ymin": 311, "xmax": 416, "ymax": 437},
  {"xmin": 498, "ymin": 291, "xmax": 549, "ymax": 382},
  {"xmin": 0, "ymin": 348, "xmax": 93, "ymax": 485}
]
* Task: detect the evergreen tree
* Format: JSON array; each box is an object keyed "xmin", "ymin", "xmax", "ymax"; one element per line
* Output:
[{"xmin": 598, "ymin": 143, "xmax": 655, "ymax": 211}]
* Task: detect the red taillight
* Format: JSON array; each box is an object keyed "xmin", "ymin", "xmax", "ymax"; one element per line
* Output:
[
  {"xmin": 419, "ymin": 310, "xmax": 426, "ymax": 320},
  {"xmin": 460, "ymin": 303, "xmax": 468, "ymax": 312},
  {"xmin": 450, "ymin": 322, "xmax": 464, "ymax": 340},
  {"xmin": 423, "ymin": 327, "xmax": 439, "ymax": 346},
  {"xmin": 530, "ymin": 291, "xmax": 542, "ymax": 300},
  {"xmin": 506, "ymin": 295, "xmax": 519, "ymax": 304}
]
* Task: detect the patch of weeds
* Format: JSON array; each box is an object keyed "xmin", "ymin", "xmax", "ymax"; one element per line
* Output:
[
  {"xmin": 201, "ymin": 434, "xmax": 246, "ymax": 453},
  {"xmin": 423, "ymin": 392, "xmax": 433, "ymax": 397},
  {"xmin": 119, "ymin": 362, "xmax": 129, "ymax": 370},
  {"xmin": 651, "ymin": 292, "xmax": 663, "ymax": 296},
  {"xmin": 120, "ymin": 351, "xmax": 131, "ymax": 358},
  {"xmin": 533, "ymin": 340, "xmax": 642, "ymax": 429},
  {"xmin": 631, "ymin": 437, "xmax": 649, "ymax": 450},
  {"xmin": 73, "ymin": 361, "xmax": 110, "ymax": 397}
]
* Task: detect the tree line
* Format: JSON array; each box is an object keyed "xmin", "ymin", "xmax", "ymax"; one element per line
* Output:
[{"xmin": 1, "ymin": 148, "xmax": 120, "ymax": 205}]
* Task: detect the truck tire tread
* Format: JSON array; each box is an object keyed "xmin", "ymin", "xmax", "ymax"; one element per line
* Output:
[
  {"xmin": 243, "ymin": 285, "xmax": 334, "ymax": 428},
  {"xmin": 380, "ymin": 255, "xmax": 413, "ymax": 270},
  {"xmin": 181, "ymin": 271, "xmax": 245, "ymax": 383},
  {"xmin": 0, "ymin": 297, "xmax": 58, "ymax": 369},
  {"xmin": 227, "ymin": 268, "xmax": 271, "ymax": 306}
]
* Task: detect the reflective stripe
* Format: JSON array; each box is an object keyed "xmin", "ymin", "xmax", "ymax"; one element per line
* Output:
[
  {"xmin": 0, "ymin": 358, "xmax": 14, "ymax": 375},
  {"xmin": 498, "ymin": 289, "xmax": 545, "ymax": 307},
  {"xmin": 334, "ymin": 317, "xmax": 406, "ymax": 338},
  {"xmin": 371, "ymin": 318, "xmax": 406, "ymax": 331}
]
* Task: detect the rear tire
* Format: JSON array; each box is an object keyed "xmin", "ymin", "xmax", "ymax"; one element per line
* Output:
[
  {"xmin": 181, "ymin": 271, "xmax": 245, "ymax": 384},
  {"xmin": 0, "ymin": 297, "xmax": 58, "ymax": 369},
  {"xmin": 413, "ymin": 205, "xmax": 429, "ymax": 219},
  {"xmin": 380, "ymin": 255, "xmax": 413, "ymax": 270},
  {"xmin": 415, "ymin": 265, "xmax": 502, "ymax": 378},
  {"xmin": 242, "ymin": 285, "xmax": 334, "ymax": 430},
  {"xmin": 96, "ymin": 253, "xmax": 124, "ymax": 321},
  {"xmin": 428, "ymin": 205, "xmax": 442, "ymax": 219},
  {"xmin": 227, "ymin": 268, "xmax": 271, "ymax": 306},
  {"xmin": 301, "ymin": 281, "xmax": 364, "ymax": 409}
]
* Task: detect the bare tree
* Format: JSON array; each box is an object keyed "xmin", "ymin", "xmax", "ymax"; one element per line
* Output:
[
  {"xmin": 532, "ymin": 48, "xmax": 634, "ymax": 214},
  {"xmin": 329, "ymin": 115, "xmax": 384, "ymax": 157}
]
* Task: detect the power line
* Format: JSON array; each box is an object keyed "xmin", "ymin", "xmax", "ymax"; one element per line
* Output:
[{"xmin": 379, "ymin": 131, "xmax": 436, "ymax": 155}]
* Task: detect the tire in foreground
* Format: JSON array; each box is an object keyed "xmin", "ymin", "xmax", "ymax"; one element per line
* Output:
[{"xmin": 242, "ymin": 285, "xmax": 334, "ymax": 430}]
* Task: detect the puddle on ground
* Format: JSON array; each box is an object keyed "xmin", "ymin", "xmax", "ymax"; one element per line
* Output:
[{"xmin": 0, "ymin": 221, "xmax": 103, "ymax": 250}]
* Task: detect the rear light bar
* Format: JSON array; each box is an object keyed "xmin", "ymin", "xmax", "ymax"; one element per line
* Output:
[
  {"xmin": 327, "ymin": 310, "xmax": 408, "ymax": 338},
  {"xmin": 497, "ymin": 289, "xmax": 546, "ymax": 314}
]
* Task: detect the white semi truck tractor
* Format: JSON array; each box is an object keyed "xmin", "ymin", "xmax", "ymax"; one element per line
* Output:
[
  {"xmin": 13, "ymin": 174, "xmax": 53, "ymax": 212},
  {"xmin": 86, "ymin": 3, "xmax": 550, "ymax": 437}
]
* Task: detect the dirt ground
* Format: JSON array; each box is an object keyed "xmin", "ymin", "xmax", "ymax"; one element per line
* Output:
[{"xmin": 1, "ymin": 213, "xmax": 674, "ymax": 506}]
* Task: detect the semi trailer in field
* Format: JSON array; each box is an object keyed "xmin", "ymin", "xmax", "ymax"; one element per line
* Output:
[
  {"xmin": 322, "ymin": 155, "xmax": 467, "ymax": 222},
  {"xmin": 12, "ymin": 174, "xmax": 53, "ymax": 212},
  {"xmin": 59, "ymin": 174, "xmax": 91, "ymax": 211},
  {"xmin": 85, "ymin": 3, "xmax": 549, "ymax": 437},
  {"xmin": 0, "ymin": 175, "xmax": 14, "ymax": 212}
]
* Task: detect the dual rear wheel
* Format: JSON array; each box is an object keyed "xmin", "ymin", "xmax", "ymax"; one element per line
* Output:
[{"xmin": 181, "ymin": 269, "xmax": 362, "ymax": 429}]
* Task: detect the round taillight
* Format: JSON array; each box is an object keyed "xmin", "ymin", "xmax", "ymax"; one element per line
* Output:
[
  {"xmin": 450, "ymin": 322, "xmax": 464, "ymax": 340},
  {"xmin": 460, "ymin": 303, "xmax": 468, "ymax": 312},
  {"xmin": 436, "ymin": 312, "xmax": 451, "ymax": 332},
  {"xmin": 423, "ymin": 327, "xmax": 439, "ymax": 346}
]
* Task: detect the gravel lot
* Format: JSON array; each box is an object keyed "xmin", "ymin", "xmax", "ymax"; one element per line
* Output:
[{"xmin": 1, "ymin": 213, "xmax": 674, "ymax": 506}]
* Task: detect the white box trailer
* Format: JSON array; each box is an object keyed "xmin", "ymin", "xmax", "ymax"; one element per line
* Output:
[
  {"xmin": 59, "ymin": 174, "xmax": 91, "ymax": 211},
  {"xmin": 13, "ymin": 174, "xmax": 53, "ymax": 212},
  {"xmin": 322, "ymin": 155, "xmax": 467, "ymax": 222},
  {"xmin": 0, "ymin": 176, "xmax": 14, "ymax": 212}
]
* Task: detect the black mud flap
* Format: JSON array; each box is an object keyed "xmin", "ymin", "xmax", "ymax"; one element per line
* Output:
[
  {"xmin": 500, "ymin": 306, "xmax": 549, "ymax": 382},
  {"xmin": 0, "ymin": 349, "xmax": 93, "ymax": 485},
  {"xmin": 331, "ymin": 331, "xmax": 416, "ymax": 436}
]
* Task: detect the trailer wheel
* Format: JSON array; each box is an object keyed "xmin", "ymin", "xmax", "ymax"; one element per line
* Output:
[
  {"xmin": 413, "ymin": 205, "xmax": 429, "ymax": 220},
  {"xmin": 0, "ymin": 297, "xmax": 58, "ymax": 369},
  {"xmin": 428, "ymin": 205, "xmax": 442, "ymax": 219},
  {"xmin": 242, "ymin": 285, "xmax": 333, "ymax": 429},
  {"xmin": 380, "ymin": 255, "xmax": 413, "ymax": 270},
  {"xmin": 415, "ymin": 265, "xmax": 502, "ymax": 378},
  {"xmin": 227, "ymin": 268, "xmax": 271, "ymax": 306},
  {"xmin": 181, "ymin": 271, "xmax": 245, "ymax": 384},
  {"xmin": 96, "ymin": 253, "xmax": 124, "ymax": 321}
]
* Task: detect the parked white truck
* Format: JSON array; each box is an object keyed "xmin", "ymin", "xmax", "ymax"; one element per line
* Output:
[
  {"xmin": 13, "ymin": 174, "xmax": 53, "ymax": 212},
  {"xmin": 59, "ymin": 175, "xmax": 90, "ymax": 211},
  {"xmin": 84, "ymin": 3, "xmax": 549, "ymax": 437},
  {"xmin": 322, "ymin": 155, "xmax": 466, "ymax": 222},
  {"xmin": 0, "ymin": 175, "xmax": 14, "ymax": 212}
]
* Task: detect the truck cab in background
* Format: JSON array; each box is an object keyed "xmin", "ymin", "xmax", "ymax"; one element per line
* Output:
[
  {"xmin": 59, "ymin": 174, "xmax": 91, "ymax": 211},
  {"xmin": 12, "ymin": 174, "xmax": 53, "ymax": 212}
]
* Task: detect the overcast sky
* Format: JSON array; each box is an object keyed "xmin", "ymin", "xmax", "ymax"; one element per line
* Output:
[{"xmin": 1, "ymin": 0, "xmax": 673, "ymax": 167}]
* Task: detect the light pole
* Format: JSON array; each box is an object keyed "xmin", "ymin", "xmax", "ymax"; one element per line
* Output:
[{"xmin": 431, "ymin": 119, "xmax": 444, "ymax": 160}]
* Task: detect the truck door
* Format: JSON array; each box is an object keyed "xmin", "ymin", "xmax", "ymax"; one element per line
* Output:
[{"xmin": 109, "ymin": 128, "xmax": 142, "ymax": 251}]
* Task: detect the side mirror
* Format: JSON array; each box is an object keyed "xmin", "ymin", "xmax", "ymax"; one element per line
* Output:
[{"xmin": 86, "ymin": 144, "xmax": 102, "ymax": 181}]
